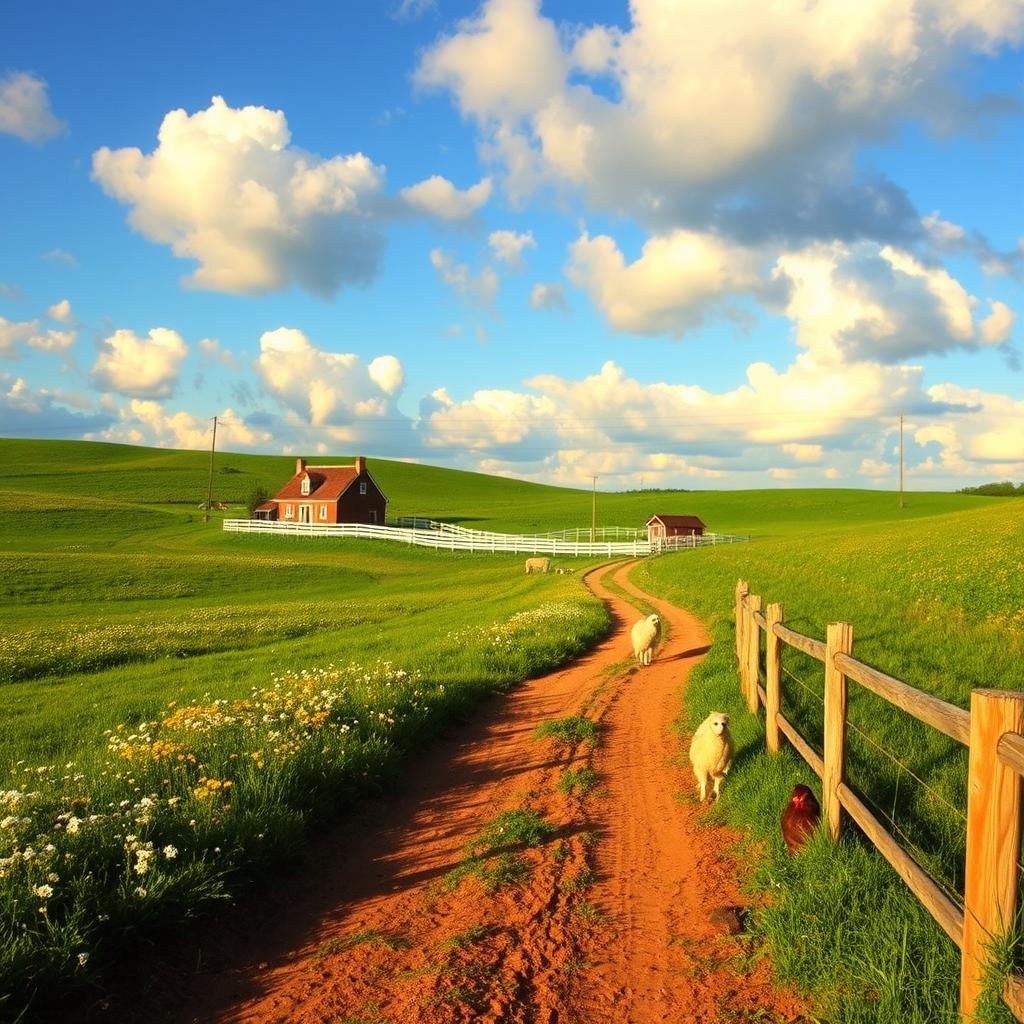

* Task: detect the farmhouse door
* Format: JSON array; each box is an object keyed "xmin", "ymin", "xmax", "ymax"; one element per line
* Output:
[{"xmin": 299, "ymin": 505, "xmax": 311, "ymax": 523}]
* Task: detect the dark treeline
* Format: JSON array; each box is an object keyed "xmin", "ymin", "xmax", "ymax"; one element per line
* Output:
[{"xmin": 956, "ymin": 480, "xmax": 1024, "ymax": 496}]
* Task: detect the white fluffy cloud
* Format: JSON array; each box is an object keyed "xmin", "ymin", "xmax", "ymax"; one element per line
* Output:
[
  {"xmin": 99, "ymin": 402, "xmax": 271, "ymax": 451},
  {"xmin": 418, "ymin": 0, "xmax": 1024, "ymax": 238},
  {"xmin": 47, "ymin": 299, "xmax": 73, "ymax": 323},
  {"xmin": 567, "ymin": 230, "xmax": 763, "ymax": 336},
  {"xmin": 92, "ymin": 96, "xmax": 389, "ymax": 296},
  {"xmin": 255, "ymin": 327, "xmax": 407, "ymax": 431},
  {"xmin": 400, "ymin": 175, "xmax": 492, "ymax": 220},
  {"xmin": 919, "ymin": 385, "xmax": 1024, "ymax": 470},
  {"xmin": 0, "ymin": 71, "xmax": 65, "ymax": 143},
  {"xmin": 0, "ymin": 316, "xmax": 76, "ymax": 357},
  {"xmin": 0, "ymin": 319, "xmax": 38, "ymax": 358},
  {"xmin": 488, "ymin": 229, "xmax": 535, "ymax": 267},
  {"xmin": 91, "ymin": 328, "xmax": 188, "ymax": 398},
  {"xmin": 430, "ymin": 249, "xmax": 500, "ymax": 307},
  {"xmin": 776, "ymin": 242, "xmax": 1018, "ymax": 361}
]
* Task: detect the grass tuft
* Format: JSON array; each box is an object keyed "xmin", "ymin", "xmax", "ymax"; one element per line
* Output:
[{"xmin": 533, "ymin": 717, "xmax": 599, "ymax": 746}]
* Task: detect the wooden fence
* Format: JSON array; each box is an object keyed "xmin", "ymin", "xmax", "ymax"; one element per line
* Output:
[
  {"xmin": 734, "ymin": 579, "xmax": 1024, "ymax": 1021},
  {"xmin": 223, "ymin": 518, "xmax": 748, "ymax": 557}
]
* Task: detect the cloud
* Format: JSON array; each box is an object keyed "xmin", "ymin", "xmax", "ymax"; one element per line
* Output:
[
  {"xmin": 392, "ymin": 0, "xmax": 436, "ymax": 20},
  {"xmin": 0, "ymin": 318, "xmax": 38, "ymax": 358},
  {"xmin": 92, "ymin": 96, "xmax": 389, "ymax": 297},
  {"xmin": 254, "ymin": 328, "xmax": 413, "ymax": 453},
  {"xmin": 47, "ymin": 299, "xmax": 73, "ymax": 323},
  {"xmin": 782, "ymin": 443, "xmax": 823, "ymax": 463},
  {"xmin": 42, "ymin": 249, "xmax": 77, "ymax": 267},
  {"xmin": 417, "ymin": 0, "xmax": 1024, "ymax": 242},
  {"xmin": 919, "ymin": 385, "xmax": 1024, "ymax": 469},
  {"xmin": 430, "ymin": 248, "xmax": 500, "ymax": 307},
  {"xmin": 980, "ymin": 301, "xmax": 1016, "ymax": 344},
  {"xmin": 91, "ymin": 327, "xmax": 189, "ymax": 398},
  {"xmin": 488, "ymin": 229, "xmax": 535, "ymax": 267},
  {"xmin": 26, "ymin": 329, "xmax": 76, "ymax": 353},
  {"xmin": 0, "ymin": 71, "xmax": 65, "ymax": 143},
  {"xmin": 529, "ymin": 282, "xmax": 567, "ymax": 311},
  {"xmin": 776, "ymin": 241, "xmax": 1018, "ymax": 362},
  {"xmin": 400, "ymin": 175, "xmax": 492, "ymax": 220},
  {"xmin": 198, "ymin": 338, "xmax": 238, "ymax": 369},
  {"xmin": 0, "ymin": 283, "xmax": 24, "ymax": 301},
  {"xmin": 0, "ymin": 374, "xmax": 114, "ymax": 437},
  {"xmin": 566, "ymin": 229, "xmax": 763, "ymax": 336},
  {"xmin": 97, "ymin": 401, "xmax": 271, "ymax": 451}
]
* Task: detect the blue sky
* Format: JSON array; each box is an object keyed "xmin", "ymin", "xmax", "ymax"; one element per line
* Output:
[{"xmin": 1, "ymin": 0, "xmax": 1022, "ymax": 490}]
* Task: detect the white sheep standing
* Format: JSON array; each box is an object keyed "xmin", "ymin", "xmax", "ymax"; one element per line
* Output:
[
  {"xmin": 630, "ymin": 613, "xmax": 660, "ymax": 666},
  {"xmin": 688, "ymin": 712, "xmax": 734, "ymax": 802}
]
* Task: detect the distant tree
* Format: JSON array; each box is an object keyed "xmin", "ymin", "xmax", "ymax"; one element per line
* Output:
[
  {"xmin": 247, "ymin": 486, "xmax": 270, "ymax": 516},
  {"xmin": 956, "ymin": 481, "xmax": 1023, "ymax": 497}
]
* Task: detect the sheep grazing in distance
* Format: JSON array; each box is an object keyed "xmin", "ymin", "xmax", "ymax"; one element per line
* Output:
[
  {"xmin": 689, "ymin": 712, "xmax": 734, "ymax": 803},
  {"xmin": 631, "ymin": 613, "xmax": 660, "ymax": 666},
  {"xmin": 525, "ymin": 557, "xmax": 550, "ymax": 574}
]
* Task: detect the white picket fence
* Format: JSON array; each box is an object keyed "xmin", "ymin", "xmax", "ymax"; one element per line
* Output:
[{"xmin": 223, "ymin": 517, "xmax": 748, "ymax": 557}]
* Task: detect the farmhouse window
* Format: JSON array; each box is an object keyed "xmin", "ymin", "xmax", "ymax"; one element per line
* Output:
[
  {"xmin": 301, "ymin": 476, "xmax": 310, "ymax": 495},
  {"xmin": 286, "ymin": 504, "xmax": 293, "ymax": 517},
  {"xmin": 319, "ymin": 504, "xmax": 327, "ymax": 520},
  {"xmin": 359, "ymin": 482, "xmax": 367, "ymax": 495},
  {"xmin": 368, "ymin": 510, "xmax": 378, "ymax": 523}
]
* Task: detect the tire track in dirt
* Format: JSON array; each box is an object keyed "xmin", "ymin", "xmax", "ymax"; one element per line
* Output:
[{"xmin": 112, "ymin": 561, "xmax": 806, "ymax": 1024}]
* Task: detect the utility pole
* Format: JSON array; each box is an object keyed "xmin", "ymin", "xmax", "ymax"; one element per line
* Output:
[
  {"xmin": 591, "ymin": 475, "xmax": 598, "ymax": 544},
  {"xmin": 899, "ymin": 413, "xmax": 904, "ymax": 510},
  {"xmin": 204, "ymin": 415, "xmax": 218, "ymax": 523}
]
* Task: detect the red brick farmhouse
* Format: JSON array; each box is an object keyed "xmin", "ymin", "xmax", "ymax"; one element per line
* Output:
[
  {"xmin": 254, "ymin": 457, "xmax": 387, "ymax": 525},
  {"xmin": 646, "ymin": 514, "xmax": 705, "ymax": 544}
]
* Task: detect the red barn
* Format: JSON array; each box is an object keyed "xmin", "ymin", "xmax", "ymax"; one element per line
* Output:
[
  {"xmin": 646, "ymin": 514, "xmax": 705, "ymax": 544},
  {"xmin": 254, "ymin": 457, "xmax": 387, "ymax": 526}
]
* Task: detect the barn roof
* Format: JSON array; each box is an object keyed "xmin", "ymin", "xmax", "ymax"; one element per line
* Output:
[
  {"xmin": 646, "ymin": 514, "xmax": 705, "ymax": 528},
  {"xmin": 274, "ymin": 466, "xmax": 361, "ymax": 502}
]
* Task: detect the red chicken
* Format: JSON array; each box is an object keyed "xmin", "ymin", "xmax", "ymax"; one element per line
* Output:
[{"xmin": 781, "ymin": 784, "xmax": 820, "ymax": 855}]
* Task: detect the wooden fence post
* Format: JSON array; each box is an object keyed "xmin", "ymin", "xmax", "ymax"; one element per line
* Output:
[
  {"xmin": 735, "ymin": 580, "xmax": 748, "ymax": 667},
  {"xmin": 765, "ymin": 603, "xmax": 784, "ymax": 753},
  {"xmin": 822, "ymin": 622, "xmax": 853, "ymax": 842},
  {"xmin": 746, "ymin": 594, "xmax": 764, "ymax": 713},
  {"xmin": 960, "ymin": 690, "xmax": 1024, "ymax": 1021}
]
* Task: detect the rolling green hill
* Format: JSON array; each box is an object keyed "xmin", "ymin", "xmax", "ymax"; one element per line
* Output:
[{"xmin": 0, "ymin": 436, "xmax": 1003, "ymax": 539}]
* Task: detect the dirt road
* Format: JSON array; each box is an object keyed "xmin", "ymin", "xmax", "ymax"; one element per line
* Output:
[{"xmin": 133, "ymin": 561, "xmax": 806, "ymax": 1023}]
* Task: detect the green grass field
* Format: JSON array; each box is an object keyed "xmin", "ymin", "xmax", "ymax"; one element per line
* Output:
[
  {"xmin": 637, "ymin": 495, "xmax": 1024, "ymax": 1023},
  {"xmin": 1, "ymin": 436, "xmax": 1020, "ymax": 1021}
]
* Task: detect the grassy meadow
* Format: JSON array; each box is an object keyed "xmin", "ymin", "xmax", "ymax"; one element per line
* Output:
[
  {"xmin": 637, "ymin": 496, "xmax": 1024, "ymax": 1023},
  {"xmin": 1, "ymin": 436, "xmax": 1020, "ymax": 1021}
]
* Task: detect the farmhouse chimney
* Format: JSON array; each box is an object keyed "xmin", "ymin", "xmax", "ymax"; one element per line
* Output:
[
  {"xmin": 354, "ymin": 456, "xmax": 366, "ymax": 475},
  {"xmin": 296, "ymin": 457, "xmax": 306, "ymax": 475}
]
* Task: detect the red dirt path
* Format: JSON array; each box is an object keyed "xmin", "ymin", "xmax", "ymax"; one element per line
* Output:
[{"xmin": 125, "ymin": 561, "xmax": 807, "ymax": 1024}]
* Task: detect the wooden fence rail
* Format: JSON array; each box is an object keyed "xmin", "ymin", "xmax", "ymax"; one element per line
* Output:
[{"xmin": 733, "ymin": 579, "xmax": 1024, "ymax": 1022}]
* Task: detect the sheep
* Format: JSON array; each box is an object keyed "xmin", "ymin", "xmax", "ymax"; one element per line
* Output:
[
  {"xmin": 525, "ymin": 557, "xmax": 550, "ymax": 574},
  {"xmin": 688, "ymin": 712, "xmax": 734, "ymax": 803},
  {"xmin": 630, "ymin": 613, "xmax": 660, "ymax": 666}
]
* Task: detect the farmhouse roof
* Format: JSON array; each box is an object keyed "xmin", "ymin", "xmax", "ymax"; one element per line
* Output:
[
  {"xmin": 646, "ymin": 514, "xmax": 705, "ymax": 529},
  {"xmin": 274, "ymin": 466, "xmax": 361, "ymax": 502},
  {"xmin": 254, "ymin": 501, "xmax": 276, "ymax": 512}
]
